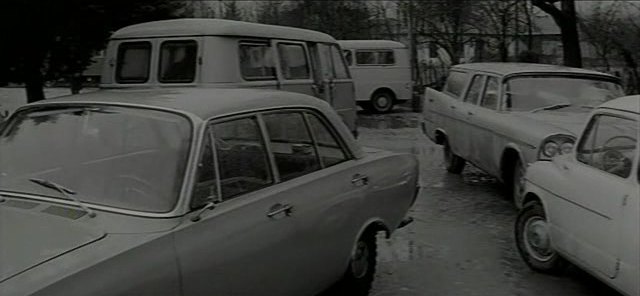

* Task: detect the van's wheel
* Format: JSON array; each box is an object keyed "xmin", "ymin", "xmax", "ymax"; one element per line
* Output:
[
  {"xmin": 369, "ymin": 91, "xmax": 394, "ymax": 113},
  {"xmin": 515, "ymin": 200, "xmax": 568, "ymax": 274},
  {"xmin": 337, "ymin": 230, "xmax": 377, "ymax": 296},
  {"xmin": 443, "ymin": 139, "xmax": 465, "ymax": 174}
]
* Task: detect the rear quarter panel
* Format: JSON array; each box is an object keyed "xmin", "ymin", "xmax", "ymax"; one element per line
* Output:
[{"xmin": 422, "ymin": 87, "xmax": 455, "ymax": 144}]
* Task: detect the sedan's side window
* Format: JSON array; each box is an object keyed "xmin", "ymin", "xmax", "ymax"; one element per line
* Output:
[
  {"xmin": 480, "ymin": 77, "xmax": 499, "ymax": 110},
  {"xmin": 305, "ymin": 112, "xmax": 349, "ymax": 167},
  {"xmin": 192, "ymin": 129, "xmax": 218, "ymax": 208},
  {"xmin": 577, "ymin": 114, "xmax": 638, "ymax": 178},
  {"xmin": 263, "ymin": 112, "xmax": 321, "ymax": 181},
  {"xmin": 464, "ymin": 75, "xmax": 484, "ymax": 104},
  {"xmin": 212, "ymin": 117, "xmax": 273, "ymax": 200}
]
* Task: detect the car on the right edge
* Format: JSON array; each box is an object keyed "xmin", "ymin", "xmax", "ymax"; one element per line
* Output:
[{"xmin": 515, "ymin": 95, "xmax": 639, "ymax": 296}]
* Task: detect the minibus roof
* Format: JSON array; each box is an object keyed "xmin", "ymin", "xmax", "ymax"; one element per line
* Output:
[
  {"xmin": 337, "ymin": 40, "xmax": 407, "ymax": 49},
  {"xmin": 111, "ymin": 18, "xmax": 336, "ymax": 43}
]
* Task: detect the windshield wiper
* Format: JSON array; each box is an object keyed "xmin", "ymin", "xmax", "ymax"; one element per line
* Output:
[
  {"xmin": 29, "ymin": 178, "xmax": 96, "ymax": 218},
  {"xmin": 531, "ymin": 103, "xmax": 572, "ymax": 113}
]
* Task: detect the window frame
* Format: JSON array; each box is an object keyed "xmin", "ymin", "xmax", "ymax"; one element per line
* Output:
[
  {"xmin": 479, "ymin": 75, "xmax": 500, "ymax": 110},
  {"xmin": 276, "ymin": 42, "xmax": 311, "ymax": 80},
  {"xmin": 464, "ymin": 74, "xmax": 485, "ymax": 104},
  {"xmin": 575, "ymin": 112, "xmax": 639, "ymax": 179},
  {"xmin": 238, "ymin": 41, "xmax": 277, "ymax": 81},
  {"xmin": 158, "ymin": 39, "xmax": 199, "ymax": 84},
  {"xmin": 116, "ymin": 41, "xmax": 152, "ymax": 84}
]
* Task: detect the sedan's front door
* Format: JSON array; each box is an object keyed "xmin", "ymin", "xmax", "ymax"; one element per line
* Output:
[{"xmin": 549, "ymin": 113, "xmax": 638, "ymax": 278}]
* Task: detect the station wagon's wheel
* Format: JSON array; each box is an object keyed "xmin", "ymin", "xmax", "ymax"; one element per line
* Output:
[
  {"xmin": 511, "ymin": 159, "xmax": 526, "ymax": 205},
  {"xmin": 515, "ymin": 201, "xmax": 567, "ymax": 274},
  {"xmin": 443, "ymin": 139, "xmax": 465, "ymax": 174},
  {"xmin": 369, "ymin": 91, "xmax": 394, "ymax": 113},
  {"xmin": 337, "ymin": 230, "xmax": 377, "ymax": 296}
]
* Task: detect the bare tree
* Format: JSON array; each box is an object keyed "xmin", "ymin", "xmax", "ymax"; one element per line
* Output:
[
  {"xmin": 579, "ymin": 2, "xmax": 622, "ymax": 71},
  {"xmin": 531, "ymin": 0, "xmax": 582, "ymax": 67}
]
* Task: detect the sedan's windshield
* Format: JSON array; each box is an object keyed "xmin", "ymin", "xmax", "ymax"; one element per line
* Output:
[
  {"xmin": 505, "ymin": 76, "xmax": 624, "ymax": 112},
  {"xmin": 0, "ymin": 106, "xmax": 192, "ymax": 213}
]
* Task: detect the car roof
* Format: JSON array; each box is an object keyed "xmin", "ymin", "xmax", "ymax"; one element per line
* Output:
[
  {"xmin": 26, "ymin": 88, "xmax": 333, "ymax": 120},
  {"xmin": 452, "ymin": 62, "xmax": 617, "ymax": 79},
  {"xmin": 598, "ymin": 95, "xmax": 640, "ymax": 115},
  {"xmin": 111, "ymin": 18, "xmax": 336, "ymax": 43},
  {"xmin": 337, "ymin": 40, "xmax": 407, "ymax": 49}
]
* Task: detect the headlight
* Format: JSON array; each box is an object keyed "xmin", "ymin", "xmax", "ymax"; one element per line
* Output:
[
  {"xmin": 538, "ymin": 135, "xmax": 575, "ymax": 160},
  {"xmin": 542, "ymin": 142, "xmax": 559, "ymax": 158},
  {"xmin": 560, "ymin": 142, "xmax": 574, "ymax": 154}
]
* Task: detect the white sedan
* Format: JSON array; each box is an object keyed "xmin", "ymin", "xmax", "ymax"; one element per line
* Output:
[{"xmin": 515, "ymin": 95, "xmax": 639, "ymax": 296}]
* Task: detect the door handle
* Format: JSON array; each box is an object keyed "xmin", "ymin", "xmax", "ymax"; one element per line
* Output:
[
  {"xmin": 267, "ymin": 203, "xmax": 293, "ymax": 218},
  {"xmin": 450, "ymin": 105, "xmax": 456, "ymax": 109},
  {"xmin": 351, "ymin": 174, "xmax": 369, "ymax": 186}
]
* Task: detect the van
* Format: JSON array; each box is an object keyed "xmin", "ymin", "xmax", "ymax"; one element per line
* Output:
[
  {"xmin": 101, "ymin": 18, "xmax": 357, "ymax": 134},
  {"xmin": 338, "ymin": 40, "xmax": 412, "ymax": 113}
]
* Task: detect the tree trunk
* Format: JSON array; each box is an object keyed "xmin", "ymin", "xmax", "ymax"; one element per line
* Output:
[
  {"xmin": 24, "ymin": 64, "xmax": 45, "ymax": 103},
  {"xmin": 559, "ymin": 0, "xmax": 582, "ymax": 67}
]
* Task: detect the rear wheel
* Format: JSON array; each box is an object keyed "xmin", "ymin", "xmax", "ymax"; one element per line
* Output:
[
  {"xmin": 336, "ymin": 230, "xmax": 377, "ymax": 296},
  {"xmin": 443, "ymin": 139, "xmax": 465, "ymax": 174},
  {"xmin": 368, "ymin": 91, "xmax": 394, "ymax": 113},
  {"xmin": 515, "ymin": 201, "xmax": 568, "ymax": 274}
]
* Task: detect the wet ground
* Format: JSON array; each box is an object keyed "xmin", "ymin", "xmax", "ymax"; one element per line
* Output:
[{"xmin": 356, "ymin": 111, "xmax": 621, "ymax": 296}]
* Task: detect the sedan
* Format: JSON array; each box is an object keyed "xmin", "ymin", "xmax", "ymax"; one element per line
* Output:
[
  {"xmin": 515, "ymin": 96, "xmax": 639, "ymax": 296},
  {"xmin": 0, "ymin": 88, "xmax": 418, "ymax": 296}
]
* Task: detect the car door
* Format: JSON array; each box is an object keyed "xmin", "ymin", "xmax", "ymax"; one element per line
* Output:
[
  {"xmin": 455, "ymin": 74, "xmax": 485, "ymax": 161},
  {"xmin": 274, "ymin": 41, "xmax": 315, "ymax": 96},
  {"xmin": 548, "ymin": 113, "xmax": 638, "ymax": 278},
  {"xmin": 328, "ymin": 44, "xmax": 357, "ymax": 132},
  {"xmin": 467, "ymin": 75, "xmax": 502, "ymax": 174},
  {"xmin": 174, "ymin": 116, "xmax": 302, "ymax": 296},
  {"xmin": 259, "ymin": 110, "xmax": 367, "ymax": 295}
]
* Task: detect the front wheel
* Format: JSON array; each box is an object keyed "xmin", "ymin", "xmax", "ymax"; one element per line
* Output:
[
  {"xmin": 515, "ymin": 201, "xmax": 567, "ymax": 274},
  {"xmin": 443, "ymin": 139, "xmax": 465, "ymax": 174},
  {"xmin": 336, "ymin": 230, "xmax": 377, "ymax": 296}
]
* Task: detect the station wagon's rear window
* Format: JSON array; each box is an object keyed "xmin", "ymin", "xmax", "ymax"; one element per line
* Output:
[
  {"xmin": 116, "ymin": 42, "xmax": 151, "ymax": 83},
  {"xmin": 159, "ymin": 40, "xmax": 198, "ymax": 83},
  {"xmin": 444, "ymin": 71, "xmax": 469, "ymax": 98},
  {"xmin": 239, "ymin": 43, "xmax": 276, "ymax": 80}
]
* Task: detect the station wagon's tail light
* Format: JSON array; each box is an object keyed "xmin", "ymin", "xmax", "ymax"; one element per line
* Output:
[{"xmin": 538, "ymin": 135, "xmax": 575, "ymax": 160}]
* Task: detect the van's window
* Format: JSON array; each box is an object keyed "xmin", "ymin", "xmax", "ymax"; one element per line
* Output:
[
  {"xmin": 116, "ymin": 42, "xmax": 151, "ymax": 84},
  {"xmin": 263, "ymin": 112, "xmax": 321, "ymax": 181},
  {"xmin": 343, "ymin": 50, "xmax": 353, "ymax": 66},
  {"xmin": 355, "ymin": 51, "xmax": 376, "ymax": 65},
  {"xmin": 331, "ymin": 45, "xmax": 350, "ymax": 79},
  {"xmin": 355, "ymin": 50, "xmax": 395, "ymax": 65},
  {"xmin": 159, "ymin": 40, "xmax": 198, "ymax": 83},
  {"xmin": 212, "ymin": 117, "xmax": 273, "ymax": 200},
  {"xmin": 444, "ymin": 71, "xmax": 469, "ymax": 98},
  {"xmin": 277, "ymin": 43, "xmax": 310, "ymax": 80},
  {"xmin": 239, "ymin": 43, "xmax": 276, "ymax": 80}
]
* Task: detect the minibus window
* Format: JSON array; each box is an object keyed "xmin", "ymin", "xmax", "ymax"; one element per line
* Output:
[
  {"xmin": 159, "ymin": 40, "xmax": 198, "ymax": 83},
  {"xmin": 378, "ymin": 50, "xmax": 395, "ymax": 65},
  {"xmin": 239, "ymin": 43, "xmax": 276, "ymax": 80},
  {"xmin": 331, "ymin": 45, "xmax": 350, "ymax": 79},
  {"xmin": 355, "ymin": 51, "xmax": 376, "ymax": 65},
  {"xmin": 116, "ymin": 42, "xmax": 151, "ymax": 84},
  {"xmin": 277, "ymin": 43, "xmax": 310, "ymax": 80}
]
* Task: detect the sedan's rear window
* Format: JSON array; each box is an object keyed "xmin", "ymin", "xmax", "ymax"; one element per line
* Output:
[
  {"xmin": 159, "ymin": 40, "xmax": 198, "ymax": 83},
  {"xmin": 116, "ymin": 42, "xmax": 151, "ymax": 84}
]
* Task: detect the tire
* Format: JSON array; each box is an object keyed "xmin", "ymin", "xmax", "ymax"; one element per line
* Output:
[
  {"xmin": 515, "ymin": 201, "xmax": 568, "ymax": 274},
  {"xmin": 510, "ymin": 159, "xmax": 526, "ymax": 206},
  {"xmin": 369, "ymin": 91, "xmax": 394, "ymax": 113},
  {"xmin": 336, "ymin": 230, "xmax": 377, "ymax": 296},
  {"xmin": 443, "ymin": 139, "xmax": 465, "ymax": 174}
]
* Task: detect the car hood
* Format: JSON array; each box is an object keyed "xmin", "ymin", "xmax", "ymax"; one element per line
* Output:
[
  {"xmin": 0, "ymin": 206, "xmax": 105, "ymax": 283},
  {"xmin": 515, "ymin": 110, "xmax": 590, "ymax": 136}
]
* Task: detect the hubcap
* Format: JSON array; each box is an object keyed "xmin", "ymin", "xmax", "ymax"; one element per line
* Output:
[
  {"xmin": 375, "ymin": 95, "xmax": 390, "ymax": 109},
  {"xmin": 351, "ymin": 241, "xmax": 370, "ymax": 278},
  {"xmin": 523, "ymin": 216, "xmax": 554, "ymax": 262}
]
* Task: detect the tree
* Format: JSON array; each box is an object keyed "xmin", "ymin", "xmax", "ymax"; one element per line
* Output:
[
  {"xmin": 0, "ymin": 0, "xmax": 184, "ymax": 103},
  {"xmin": 580, "ymin": 2, "xmax": 622, "ymax": 71},
  {"xmin": 531, "ymin": 0, "xmax": 582, "ymax": 67}
]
